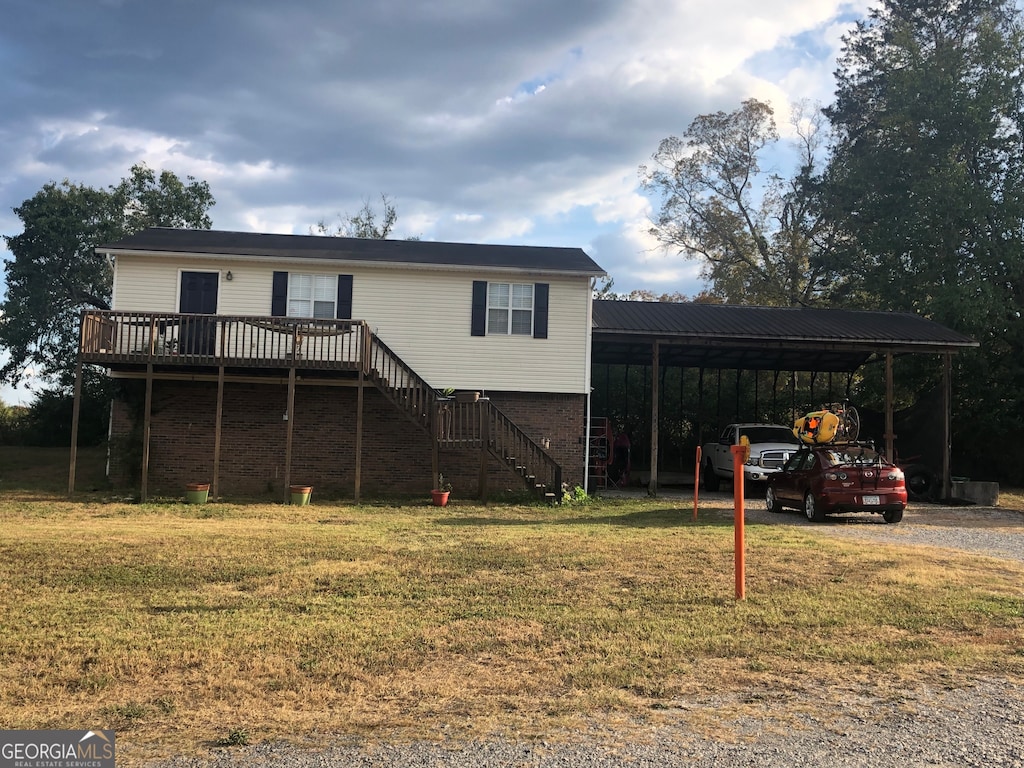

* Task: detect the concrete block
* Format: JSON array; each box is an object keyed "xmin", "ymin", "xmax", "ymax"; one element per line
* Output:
[{"xmin": 951, "ymin": 480, "xmax": 999, "ymax": 506}]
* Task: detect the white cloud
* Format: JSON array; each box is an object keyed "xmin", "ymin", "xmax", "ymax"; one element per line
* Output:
[{"xmin": 0, "ymin": 0, "xmax": 866, "ymax": 298}]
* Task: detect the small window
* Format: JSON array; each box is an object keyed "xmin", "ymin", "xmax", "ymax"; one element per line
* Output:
[
  {"xmin": 487, "ymin": 282, "xmax": 533, "ymax": 335},
  {"xmin": 288, "ymin": 274, "xmax": 336, "ymax": 319}
]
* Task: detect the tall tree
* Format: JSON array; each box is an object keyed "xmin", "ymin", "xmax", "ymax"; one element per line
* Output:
[
  {"xmin": 640, "ymin": 98, "xmax": 846, "ymax": 306},
  {"xmin": 824, "ymin": 0, "xmax": 1024, "ymax": 479},
  {"xmin": 824, "ymin": 0, "xmax": 1024, "ymax": 332},
  {"xmin": 0, "ymin": 164, "xmax": 215, "ymax": 387},
  {"xmin": 313, "ymin": 194, "xmax": 399, "ymax": 239}
]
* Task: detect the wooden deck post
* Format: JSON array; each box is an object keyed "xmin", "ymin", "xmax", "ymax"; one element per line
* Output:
[
  {"xmin": 141, "ymin": 363, "xmax": 154, "ymax": 502},
  {"xmin": 283, "ymin": 366, "xmax": 296, "ymax": 502},
  {"xmin": 431, "ymin": 401, "xmax": 440, "ymax": 491},
  {"xmin": 478, "ymin": 404, "xmax": 490, "ymax": 502},
  {"xmin": 68, "ymin": 356, "xmax": 84, "ymax": 495},
  {"xmin": 355, "ymin": 363, "xmax": 364, "ymax": 503},
  {"xmin": 213, "ymin": 365, "xmax": 224, "ymax": 500}
]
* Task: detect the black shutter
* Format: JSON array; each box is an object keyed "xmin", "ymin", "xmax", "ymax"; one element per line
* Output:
[
  {"xmin": 336, "ymin": 274, "xmax": 353, "ymax": 319},
  {"xmin": 271, "ymin": 271, "xmax": 288, "ymax": 316},
  {"xmin": 471, "ymin": 280, "xmax": 487, "ymax": 336},
  {"xmin": 533, "ymin": 282, "xmax": 549, "ymax": 339}
]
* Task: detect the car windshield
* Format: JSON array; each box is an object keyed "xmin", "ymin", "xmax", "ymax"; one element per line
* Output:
[
  {"xmin": 823, "ymin": 447, "xmax": 886, "ymax": 466},
  {"xmin": 739, "ymin": 427, "xmax": 800, "ymax": 445}
]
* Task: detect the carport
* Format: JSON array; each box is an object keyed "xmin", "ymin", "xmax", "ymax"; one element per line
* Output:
[{"xmin": 589, "ymin": 300, "xmax": 978, "ymax": 498}]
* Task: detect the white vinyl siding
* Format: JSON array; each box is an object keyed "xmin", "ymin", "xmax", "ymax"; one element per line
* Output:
[{"xmin": 111, "ymin": 254, "xmax": 592, "ymax": 393}]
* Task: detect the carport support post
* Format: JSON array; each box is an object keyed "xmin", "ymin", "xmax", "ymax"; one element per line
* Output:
[
  {"xmin": 942, "ymin": 352, "xmax": 952, "ymax": 500},
  {"xmin": 648, "ymin": 340, "xmax": 660, "ymax": 496},
  {"xmin": 884, "ymin": 353, "xmax": 895, "ymax": 460}
]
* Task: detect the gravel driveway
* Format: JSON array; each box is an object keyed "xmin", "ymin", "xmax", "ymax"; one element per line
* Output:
[
  {"xmin": 149, "ymin": 501, "xmax": 1024, "ymax": 768},
  {"xmin": 749, "ymin": 496, "xmax": 1024, "ymax": 562}
]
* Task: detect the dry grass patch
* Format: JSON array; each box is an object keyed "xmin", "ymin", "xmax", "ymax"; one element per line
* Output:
[
  {"xmin": 0, "ymin": 485, "xmax": 1021, "ymax": 764},
  {"xmin": 998, "ymin": 487, "xmax": 1024, "ymax": 511}
]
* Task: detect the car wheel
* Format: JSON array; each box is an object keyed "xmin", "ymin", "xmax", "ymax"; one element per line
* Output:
[
  {"xmin": 804, "ymin": 492, "xmax": 825, "ymax": 522},
  {"xmin": 766, "ymin": 486, "xmax": 783, "ymax": 513},
  {"xmin": 883, "ymin": 509, "xmax": 904, "ymax": 524},
  {"xmin": 702, "ymin": 461, "xmax": 720, "ymax": 492}
]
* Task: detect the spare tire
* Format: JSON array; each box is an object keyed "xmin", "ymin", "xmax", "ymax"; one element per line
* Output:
[{"xmin": 904, "ymin": 464, "xmax": 935, "ymax": 501}]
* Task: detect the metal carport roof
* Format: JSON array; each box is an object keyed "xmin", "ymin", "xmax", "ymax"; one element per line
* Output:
[{"xmin": 591, "ymin": 300, "xmax": 978, "ymax": 371}]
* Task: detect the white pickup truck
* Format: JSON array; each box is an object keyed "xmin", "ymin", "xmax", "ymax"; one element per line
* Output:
[{"xmin": 701, "ymin": 423, "xmax": 802, "ymax": 491}]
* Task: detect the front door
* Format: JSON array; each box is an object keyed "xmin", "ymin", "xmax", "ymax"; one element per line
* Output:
[{"xmin": 179, "ymin": 271, "xmax": 219, "ymax": 355}]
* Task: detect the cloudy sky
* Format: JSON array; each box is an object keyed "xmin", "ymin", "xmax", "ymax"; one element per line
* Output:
[{"xmin": 0, "ymin": 0, "xmax": 869, "ymax": 403}]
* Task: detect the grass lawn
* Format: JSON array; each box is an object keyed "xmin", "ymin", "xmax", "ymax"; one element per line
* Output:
[{"xmin": 1, "ymin": 447, "xmax": 1023, "ymax": 764}]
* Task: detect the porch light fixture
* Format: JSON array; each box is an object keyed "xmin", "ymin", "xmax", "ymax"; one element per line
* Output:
[{"xmin": 225, "ymin": 271, "xmax": 233, "ymax": 281}]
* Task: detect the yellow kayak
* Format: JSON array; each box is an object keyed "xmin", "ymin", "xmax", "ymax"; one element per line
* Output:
[{"xmin": 794, "ymin": 410, "xmax": 840, "ymax": 444}]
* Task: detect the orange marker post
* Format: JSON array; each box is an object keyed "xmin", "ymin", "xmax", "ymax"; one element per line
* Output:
[
  {"xmin": 730, "ymin": 444, "xmax": 747, "ymax": 600},
  {"xmin": 693, "ymin": 445, "xmax": 701, "ymax": 522}
]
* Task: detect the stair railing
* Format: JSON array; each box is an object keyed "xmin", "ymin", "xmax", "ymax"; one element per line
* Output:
[
  {"xmin": 364, "ymin": 327, "xmax": 562, "ymax": 499},
  {"xmin": 484, "ymin": 400, "xmax": 562, "ymax": 498}
]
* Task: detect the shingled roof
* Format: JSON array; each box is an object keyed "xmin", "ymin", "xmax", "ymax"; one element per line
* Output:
[
  {"xmin": 592, "ymin": 300, "xmax": 977, "ymax": 372},
  {"xmin": 99, "ymin": 228, "xmax": 606, "ymax": 275}
]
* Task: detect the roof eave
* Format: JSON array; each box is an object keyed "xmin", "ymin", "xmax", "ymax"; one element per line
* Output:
[{"xmin": 101, "ymin": 247, "xmax": 606, "ymax": 279}]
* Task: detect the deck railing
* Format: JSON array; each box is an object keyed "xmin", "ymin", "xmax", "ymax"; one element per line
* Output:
[{"xmin": 80, "ymin": 310, "xmax": 364, "ymax": 370}]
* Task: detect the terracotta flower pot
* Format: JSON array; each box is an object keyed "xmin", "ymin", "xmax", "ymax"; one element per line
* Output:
[{"xmin": 430, "ymin": 489, "xmax": 450, "ymax": 507}]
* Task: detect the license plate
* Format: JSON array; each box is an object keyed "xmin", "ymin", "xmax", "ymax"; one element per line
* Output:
[{"xmin": 863, "ymin": 495, "xmax": 881, "ymax": 505}]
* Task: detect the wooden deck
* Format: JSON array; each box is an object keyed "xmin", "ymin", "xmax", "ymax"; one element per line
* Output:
[
  {"xmin": 79, "ymin": 311, "xmax": 365, "ymax": 371},
  {"xmin": 73, "ymin": 310, "xmax": 562, "ymax": 504}
]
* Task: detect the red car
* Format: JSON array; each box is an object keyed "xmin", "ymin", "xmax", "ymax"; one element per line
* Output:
[{"xmin": 766, "ymin": 444, "xmax": 908, "ymax": 523}]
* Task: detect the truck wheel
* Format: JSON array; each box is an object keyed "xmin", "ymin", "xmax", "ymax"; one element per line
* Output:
[
  {"xmin": 702, "ymin": 461, "xmax": 720, "ymax": 492},
  {"xmin": 766, "ymin": 486, "xmax": 783, "ymax": 514},
  {"xmin": 904, "ymin": 465, "xmax": 935, "ymax": 501}
]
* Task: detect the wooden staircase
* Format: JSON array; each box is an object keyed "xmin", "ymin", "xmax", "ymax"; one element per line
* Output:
[{"xmin": 365, "ymin": 332, "xmax": 562, "ymax": 501}]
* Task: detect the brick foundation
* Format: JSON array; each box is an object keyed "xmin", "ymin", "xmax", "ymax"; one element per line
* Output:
[{"xmin": 108, "ymin": 380, "xmax": 586, "ymax": 499}]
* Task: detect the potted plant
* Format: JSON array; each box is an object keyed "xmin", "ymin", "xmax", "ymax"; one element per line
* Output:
[
  {"xmin": 430, "ymin": 474, "xmax": 452, "ymax": 506},
  {"xmin": 289, "ymin": 484, "xmax": 313, "ymax": 505},
  {"xmin": 185, "ymin": 482, "xmax": 210, "ymax": 504}
]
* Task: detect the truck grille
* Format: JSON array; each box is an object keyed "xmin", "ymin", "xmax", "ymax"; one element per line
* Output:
[{"xmin": 759, "ymin": 450, "xmax": 792, "ymax": 470}]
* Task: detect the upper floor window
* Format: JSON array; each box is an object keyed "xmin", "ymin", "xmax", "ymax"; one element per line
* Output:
[
  {"xmin": 471, "ymin": 280, "xmax": 548, "ymax": 339},
  {"xmin": 487, "ymin": 282, "xmax": 534, "ymax": 335},
  {"xmin": 288, "ymin": 274, "xmax": 336, "ymax": 319}
]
